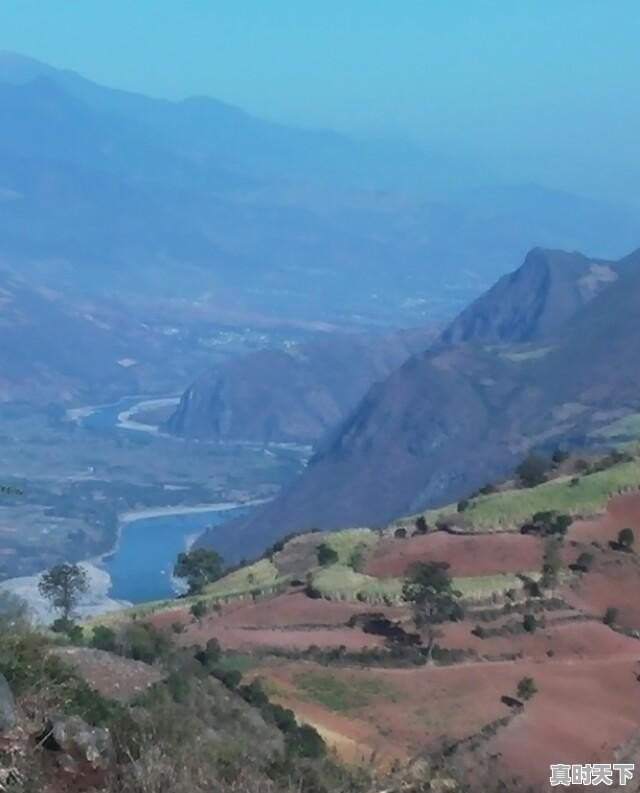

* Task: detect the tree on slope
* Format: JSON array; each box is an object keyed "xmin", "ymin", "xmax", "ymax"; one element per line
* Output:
[
  {"xmin": 38, "ymin": 563, "xmax": 88, "ymax": 622},
  {"xmin": 402, "ymin": 561, "xmax": 462, "ymax": 661},
  {"xmin": 174, "ymin": 548, "xmax": 224, "ymax": 594}
]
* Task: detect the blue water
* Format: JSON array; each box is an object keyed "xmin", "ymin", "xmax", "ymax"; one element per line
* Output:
[{"xmin": 101, "ymin": 507, "xmax": 247, "ymax": 603}]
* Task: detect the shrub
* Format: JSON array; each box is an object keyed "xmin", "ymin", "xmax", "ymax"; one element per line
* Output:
[
  {"xmin": 603, "ymin": 607, "xmax": 619, "ymax": 627},
  {"xmin": 51, "ymin": 617, "xmax": 84, "ymax": 644},
  {"xmin": 457, "ymin": 499, "xmax": 470, "ymax": 513},
  {"xmin": 572, "ymin": 552, "xmax": 594, "ymax": 573},
  {"xmin": 552, "ymin": 448, "xmax": 569, "ymax": 465},
  {"xmin": 90, "ymin": 625, "xmax": 117, "ymax": 652},
  {"xmin": 394, "ymin": 527, "xmax": 407, "ymax": 539},
  {"xmin": 517, "ymin": 676, "xmax": 538, "ymax": 700},
  {"xmin": 317, "ymin": 543, "xmax": 339, "ymax": 566},
  {"xmin": 190, "ymin": 601, "xmax": 207, "ymax": 622},
  {"xmin": 121, "ymin": 622, "xmax": 171, "ymax": 664},
  {"xmin": 618, "ymin": 528, "xmax": 635, "ymax": 550},
  {"xmin": 516, "ymin": 453, "xmax": 548, "ymax": 488},
  {"xmin": 522, "ymin": 614, "xmax": 537, "ymax": 633},
  {"xmin": 414, "ymin": 516, "xmax": 429, "ymax": 534}
]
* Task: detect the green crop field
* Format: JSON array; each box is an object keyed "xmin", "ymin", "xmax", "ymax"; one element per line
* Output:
[
  {"xmin": 417, "ymin": 459, "xmax": 640, "ymax": 531},
  {"xmin": 322, "ymin": 528, "xmax": 379, "ymax": 563},
  {"xmin": 453, "ymin": 573, "xmax": 531, "ymax": 599},
  {"xmin": 294, "ymin": 671, "xmax": 400, "ymax": 712},
  {"xmin": 203, "ymin": 558, "xmax": 286, "ymax": 599},
  {"xmin": 311, "ymin": 563, "xmax": 404, "ymax": 603}
]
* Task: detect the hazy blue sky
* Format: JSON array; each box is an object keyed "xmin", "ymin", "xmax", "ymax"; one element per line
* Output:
[{"xmin": 1, "ymin": 1, "xmax": 639, "ymax": 203}]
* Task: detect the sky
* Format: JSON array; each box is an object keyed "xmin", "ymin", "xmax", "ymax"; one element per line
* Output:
[{"xmin": 1, "ymin": 0, "xmax": 639, "ymax": 204}]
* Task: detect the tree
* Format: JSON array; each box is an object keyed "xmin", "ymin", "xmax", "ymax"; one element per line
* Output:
[
  {"xmin": 394, "ymin": 527, "xmax": 407, "ymax": 539},
  {"xmin": 174, "ymin": 548, "xmax": 224, "ymax": 594},
  {"xmin": 573, "ymin": 551, "xmax": 594, "ymax": 573},
  {"xmin": 522, "ymin": 614, "xmax": 537, "ymax": 633},
  {"xmin": 316, "ymin": 543, "xmax": 339, "ymax": 567},
  {"xmin": 38, "ymin": 563, "xmax": 88, "ymax": 621},
  {"xmin": 541, "ymin": 538, "xmax": 562, "ymax": 590},
  {"xmin": 190, "ymin": 601, "xmax": 207, "ymax": 624},
  {"xmin": 457, "ymin": 498, "xmax": 470, "ymax": 513},
  {"xmin": 414, "ymin": 516, "xmax": 429, "ymax": 534},
  {"xmin": 618, "ymin": 528, "xmax": 635, "ymax": 551},
  {"xmin": 90, "ymin": 625, "xmax": 117, "ymax": 652},
  {"xmin": 517, "ymin": 676, "xmax": 538, "ymax": 701},
  {"xmin": 402, "ymin": 561, "xmax": 462, "ymax": 661},
  {"xmin": 516, "ymin": 453, "xmax": 548, "ymax": 488},
  {"xmin": 551, "ymin": 448, "xmax": 569, "ymax": 466},
  {"xmin": 603, "ymin": 606, "xmax": 618, "ymax": 627}
]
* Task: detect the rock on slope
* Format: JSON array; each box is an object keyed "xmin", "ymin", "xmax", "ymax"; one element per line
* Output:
[{"xmin": 200, "ymin": 247, "xmax": 640, "ymax": 562}]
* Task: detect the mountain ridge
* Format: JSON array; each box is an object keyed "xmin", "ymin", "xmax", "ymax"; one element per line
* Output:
[{"xmin": 199, "ymin": 247, "xmax": 640, "ymax": 561}]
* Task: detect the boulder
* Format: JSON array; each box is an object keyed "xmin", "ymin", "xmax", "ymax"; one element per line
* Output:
[
  {"xmin": 47, "ymin": 715, "xmax": 114, "ymax": 772},
  {"xmin": 0, "ymin": 673, "xmax": 16, "ymax": 732}
]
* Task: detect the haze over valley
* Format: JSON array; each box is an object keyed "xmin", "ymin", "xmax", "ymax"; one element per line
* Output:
[{"xmin": 1, "ymin": 5, "xmax": 640, "ymax": 791}]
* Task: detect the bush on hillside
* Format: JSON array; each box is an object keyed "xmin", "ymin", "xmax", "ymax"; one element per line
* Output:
[{"xmin": 516, "ymin": 453, "xmax": 548, "ymax": 488}]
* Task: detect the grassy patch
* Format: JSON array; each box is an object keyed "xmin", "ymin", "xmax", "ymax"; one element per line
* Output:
[
  {"xmin": 294, "ymin": 671, "xmax": 398, "ymax": 712},
  {"xmin": 421, "ymin": 459, "xmax": 640, "ymax": 530},
  {"xmin": 311, "ymin": 564, "xmax": 403, "ymax": 603},
  {"xmin": 453, "ymin": 573, "xmax": 531, "ymax": 599},
  {"xmin": 215, "ymin": 652, "xmax": 260, "ymax": 676},
  {"xmin": 322, "ymin": 528, "xmax": 378, "ymax": 563},
  {"xmin": 203, "ymin": 558, "xmax": 286, "ymax": 599}
]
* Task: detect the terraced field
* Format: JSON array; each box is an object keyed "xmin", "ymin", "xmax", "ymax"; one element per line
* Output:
[{"xmin": 416, "ymin": 458, "xmax": 640, "ymax": 531}]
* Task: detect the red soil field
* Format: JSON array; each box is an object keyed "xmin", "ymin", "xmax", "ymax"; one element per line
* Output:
[
  {"xmin": 441, "ymin": 619, "xmax": 640, "ymax": 662},
  {"xmin": 254, "ymin": 650, "xmax": 640, "ymax": 787},
  {"xmin": 488, "ymin": 656, "xmax": 640, "ymax": 789},
  {"xmin": 147, "ymin": 591, "xmax": 402, "ymax": 651},
  {"xmin": 568, "ymin": 491, "xmax": 640, "ymax": 544},
  {"xmin": 216, "ymin": 591, "xmax": 404, "ymax": 628},
  {"xmin": 364, "ymin": 531, "xmax": 543, "ymax": 578},
  {"xmin": 182, "ymin": 623, "xmax": 385, "ymax": 651}
]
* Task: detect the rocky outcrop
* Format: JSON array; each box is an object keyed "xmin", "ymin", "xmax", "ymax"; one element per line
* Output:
[{"xmin": 39, "ymin": 715, "xmax": 114, "ymax": 775}]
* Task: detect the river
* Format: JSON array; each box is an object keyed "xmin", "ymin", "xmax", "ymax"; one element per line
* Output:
[
  {"xmin": 100, "ymin": 505, "xmax": 250, "ymax": 603},
  {"xmin": 65, "ymin": 395, "xmax": 267, "ymax": 606}
]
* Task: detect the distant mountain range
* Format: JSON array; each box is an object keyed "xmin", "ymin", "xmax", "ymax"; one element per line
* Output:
[
  {"xmin": 1, "ymin": 52, "xmax": 639, "ymax": 326},
  {"xmin": 200, "ymin": 246, "xmax": 640, "ymax": 561},
  {"xmin": 165, "ymin": 325, "xmax": 439, "ymax": 444}
]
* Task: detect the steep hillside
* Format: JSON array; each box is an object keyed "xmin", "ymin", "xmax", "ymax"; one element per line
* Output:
[
  {"xmin": 201, "ymin": 249, "xmax": 640, "ymax": 561},
  {"xmin": 165, "ymin": 326, "xmax": 437, "ymax": 444},
  {"xmin": 441, "ymin": 247, "xmax": 618, "ymax": 344}
]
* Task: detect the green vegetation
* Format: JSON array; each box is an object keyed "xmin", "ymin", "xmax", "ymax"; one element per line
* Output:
[
  {"xmin": 516, "ymin": 453, "xmax": 548, "ymax": 488},
  {"xmin": 522, "ymin": 614, "xmax": 537, "ymax": 633},
  {"xmin": 174, "ymin": 548, "xmax": 224, "ymax": 594},
  {"xmin": 204, "ymin": 558, "xmax": 285, "ymax": 599},
  {"xmin": 517, "ymin": 676, "xmax": 538, "ymax": 700},
  {"xmin": 617, "ymin": 527, "xmax": 635, "ymax": 550},
  {"xmin": 403, "ymin": 562, "xmax": 463, "ymax": 659},
  {"xmin": 294, "ymin": 671, "xmax": 398, "ymax": 712},
  {"xmin": 320, "ymin": 528, "xmax": 377, "ymax": 563},
  {"xmin": 423, "ymin": 457, "xmax": 640, "ymax": 530},
  {"xmin": 38, "ymin": 562, "xmax": 88, "ymax": 621},
  {"xmin": 603, "ymin": 606, "xmax": 619, "ymax": 627},
  {"xmin": 453, "ymin": 573, "xmax": 527, "ymax": 599},
  {"xmin": 309, "ymin": 564, "xmax": 403, "ymax": 603},
  {"xmin": 317, "ymin": 542, "xmax": 339, "ymax": 566}
]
